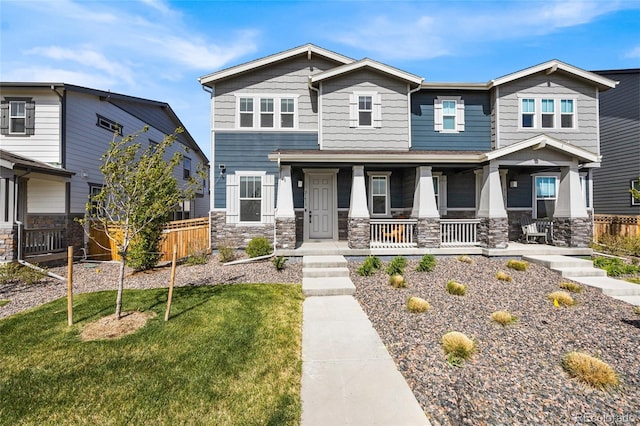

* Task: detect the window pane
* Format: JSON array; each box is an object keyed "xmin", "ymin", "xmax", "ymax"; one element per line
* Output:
[
  {"xmin": 10, "ymin": 118, "xmax": 25, "ymax": 133},
  {"xmin": 442, "ymin": 100, "xmax": 456, "ymax": 115},
  {"xmin": 240, "ymin": 113, "xmax": 253, "ymax": 127},
  {"xmin": 281, "ymin": 114, "xmax": 294, "ymax": 128},
  {"xmin": 240, "ymin": 98, "xmax": 253, "ymax": 112},
  {"xmin": 541, "ymin": 114, "xmax": 554, "ymax": 128},
  {"xmin": 372, "ymin": 196, "xmax": 386, "ymax": 214},
  {"xmin": 359, "ymin": 111, "xmax": 372, "ymax": 126},
  {"xmin": 10, "ymin": 102, "xmax": 25, "ymax": 116},
  {"xmin": 372, "ymin": 177, "xmax": 386, "ymax": 195},
  {"xmin": 522, "ymin": 114, "xmax": 534, "ymax": 128},
  {"xmin": 281, "ymin": 98, "xmax": 294, "ymax": 113},
  {"xmin": 260, "ymin": 98, "xmax": 274, "ymax": 112},
  {"xmin": 561, "ymin": 100, "xmax": 573, "ymax": 113},
  {"xmin": 359, "ymin": 96, "xmax": 372, "ymax": 110},
  {"xmin": 261, "ymin": 113, "xmax": 274, "ymax": 127},
  {"xmin": 561, "ymin": 114, "xmax": 573, "ymax": 128},
  {"xmin": 536, "ymin": 200, "xmax": 554, "ymax": 219},
  {"xmin": 522, "ymin": 99, "xmax": 535, "ymax": 113},
  {"xmin": 240, "ymin": 200, "xmax": 261, "ymax": 221},
  {"xmin": 443, "ymin": 116, "xmax": 455, "ymax": 130},
  {"xmin": 541, "ymin": 99, "xmax": 554, "ymax": 113},
  {"xmin": 536, "ymin": 177, "xmax": 556, "ymax": 198}
]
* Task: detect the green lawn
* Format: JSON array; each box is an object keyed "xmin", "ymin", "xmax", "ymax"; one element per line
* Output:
[
  {"xmin": 0, "ymin": 284, "xmax": 303, "ymax": 425},
  {"xmin": 0, "ymin": 300, "xmax": 9, "ymax": 308}
]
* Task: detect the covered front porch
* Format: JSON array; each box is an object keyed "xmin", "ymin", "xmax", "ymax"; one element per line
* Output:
[{"xmin": 270, "ymin": 135, "xmax": 597, "ymax": 252}]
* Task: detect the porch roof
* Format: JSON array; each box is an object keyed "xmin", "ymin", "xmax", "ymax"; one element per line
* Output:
[
  {"xmin": 0, "ymin": 149, "xmax": 74, "ymax": 177},
  {"xmin": 268, "ymin": 149, "xmax": 485, "ymax": 164},
  {"xmin": 485, "ymin": 134, "xmax": 601, "ymax": 164}
]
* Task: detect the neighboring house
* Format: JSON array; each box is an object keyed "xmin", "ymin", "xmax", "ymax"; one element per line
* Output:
[
  {"xmin": 592, "ymin": 69, "xmax": 640, "ymax": 216},
  {"xmin": 199, "ymin": 44, "xmax": 616, "ymax": 251},
  {"xmin": 0, "ymin": 83, "xmax": 210, "ymax": 262}
]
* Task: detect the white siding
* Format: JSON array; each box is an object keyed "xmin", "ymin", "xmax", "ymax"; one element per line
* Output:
[
  {"xmin": 213, "ymin": 55, "xmax": 341, "ymax": 131},
  {"xmin": 321, "ymin": 70, "xmax": 409, "ymax": 150},
  {"xmin": 27, "ymin": 178, "xmax": 65, "ymax": 213},
  {"xmin": 0, "ymin": 89, "xmax": 61, "ymax": 164},
  {"xmin": 496, "ymin": 72, "xmax": 599, "ymax": 152}
]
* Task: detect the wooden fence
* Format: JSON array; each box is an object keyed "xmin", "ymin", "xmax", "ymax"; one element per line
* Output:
[
  {"xmin": 88, "ymin": 217, "xmax": 210, "ymax": 262},
  {"xmin": 593, "ymin": 214, "xmax": 640, "ymax": 243}
]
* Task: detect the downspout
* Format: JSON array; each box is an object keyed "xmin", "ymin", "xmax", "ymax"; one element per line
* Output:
[
  {"xmin": 308, "ymin": 77, "xmax": 321, "ymax": 148},
  {"xmin": 407, "ymin": 82, "xmax": 423, "ymax": 149},
  {"xmin": 274, "ymin": 152, "xmax": 280, "ymax": 249}
]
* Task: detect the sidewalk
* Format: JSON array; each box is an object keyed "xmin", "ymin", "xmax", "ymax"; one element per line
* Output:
[{"xmin": 301, "ymin": 294, "xmax": 430, "ymax": 426}]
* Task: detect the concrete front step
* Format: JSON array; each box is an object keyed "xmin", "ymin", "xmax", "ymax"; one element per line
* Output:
[
  {"xmin": 567, "ymin": 276, "xmax": 640, "ymax": 297},
  {"xmin": 302, "ymin": 277, "xmax": 356, "ymax": 296},
  {"xmin": 557, "ymin": 267, "xmax": 607, "ymax": 278},
  {"xmin": 303, "ymin": 266, "xmax": 350, "ymax": 278},
  {"xmin": 523, "ymin": 254, "xmax": 594, "ymax": 269},
  {"xmin": 303, "ymin": 255, "xmax": 347, "ymax": 269},
  {"xmin": 610, "ymin": 295, "xmax": 640, "ymax": 306}
]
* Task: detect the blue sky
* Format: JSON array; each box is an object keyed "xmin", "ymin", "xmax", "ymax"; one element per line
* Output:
[{"xmin": 2, "ymin": 0, "xmax": 639, "ymax": 160}]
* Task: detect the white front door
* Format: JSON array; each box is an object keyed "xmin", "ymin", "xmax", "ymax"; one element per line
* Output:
[{"xmin": 308, "ymin": 174, "xmax": 334, "ymax": 239}]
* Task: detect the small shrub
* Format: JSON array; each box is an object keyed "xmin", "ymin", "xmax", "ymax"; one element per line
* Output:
[
  {"xmin": 386, "ymin": 256, "xmax": 407, "ymax": 276},
  {"xmin": 506, "ymin": 259, "xmax": 528, "ymax": 271},
  {"xmin": 495, "ymin": 271, "xmax": 512, "ymax": 282},
  {"xmin": 272, "ymin": 255, "xmax": 288, "ymax": 271},
  {"xmin": 562, "ymin": 352, "xmax": 618, "ymax": 389},
  {"xmin": 357, "ymin": 256, "xmax": 382, "ymax": 276},
  {"xmin": 446, "ymin": 280, "xmax": 466, "ymax": 296},
  {"xmin": 217, "ymin": 241, "xmax": 236, "ymax": 263},
  {"xmin": 559, "ymin": 281, "xmax": 582, "ymax": 293},
  {"xmin": 441, "ymin": 331, "xmax": 476, "ymax": 366},
  {"xmin": 457, "ymin": 255, "xmax": 474, "ymax": 264},
  {"xmin": 416, "ymin": 254, "xmax": 437, "ymax": 272},
  {"xmin": 0, "ymin": 263, "xmax": 46, "ymax": 285},
  {"xmin": 547, "ymin": 291, "xmax": 575, "ymax": 307},
  {"xmin": 407, "ymin": 296, "xmax": 430, "ymax": 313},
  {"xmin": 389, "ymin": 274, "xmax": 406, "ymax": 288},
  {"xmin": 491, "ymin": 310, "xmax": 517, "ymax": 326},
  {"xmin": 184, "ymin": 252, "xmax": 208, "ymax": 266},
  {"xmin": 633, "ymin": 306, "xmax": 640, "ymax": 315},
  {"xmin": 593, "ymin": 256, "xmax": 640, "ymax": 277},
  {"xmin": 245, "ymin": 237, "xmax": 273, "ymax": 258}
]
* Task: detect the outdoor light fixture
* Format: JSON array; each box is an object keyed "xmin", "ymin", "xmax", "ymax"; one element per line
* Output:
[{"xmin": 509, "ymin": 180, "xmax": 518, "ymax": 188}]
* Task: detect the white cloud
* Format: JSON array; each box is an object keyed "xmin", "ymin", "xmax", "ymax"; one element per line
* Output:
[{"xmin": 626, "ymin": 45, "xmax": 640, "ymax": 58}]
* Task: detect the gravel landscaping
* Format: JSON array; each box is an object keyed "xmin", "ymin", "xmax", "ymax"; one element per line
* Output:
[
  {"xmin": 352, "ymin": 256, "xmax": 640, "ymax": 426},
  {"xmin": 0, "ymin": 254, "xmax": 301, "ymax": 320}
]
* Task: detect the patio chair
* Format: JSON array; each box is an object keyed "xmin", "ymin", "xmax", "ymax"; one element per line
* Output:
[{"xmin": 520, "ymin": 215, "xmax": 548, "ymax": 244}]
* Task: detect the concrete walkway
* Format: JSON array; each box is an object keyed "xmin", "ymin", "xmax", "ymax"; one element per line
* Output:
[
  {"xmin": 525, "ymin": 254, "xmax": 640, "ymax": 306},
  {"xmin": 301, "ymin": 256, "xmax": 430, "ymax": 426}
]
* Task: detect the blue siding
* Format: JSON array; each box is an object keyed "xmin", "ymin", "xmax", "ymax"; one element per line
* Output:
[
  {"xmin": 411, "ymin": 90, "xmax": 491, "ymax": 151},
  {"xmin": 214, "ymin": 132, "xmax": 318, "ymax": 208},
  {"xmin": 507, "ymin": 172, "xmax": 533, "ymax": 208},
  {"xmin": 447, "ymin": 172, "xmax": 476, "ymax": 208}
]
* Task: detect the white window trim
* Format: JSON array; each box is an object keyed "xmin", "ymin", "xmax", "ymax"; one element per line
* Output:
[
  {"xmin": 350, "ymin": 91, "xmax": 382, "ymax": 129},
  {"xmin": 532, "ymin": 174, "xmax": 559, "ymax": 219},
  {"xmin": 234, "ymin": 94, "xmax": 299, "ymax": 130},
  {"xmin": 434, "ymin": 96, "xmax": 464, "ymax": 133},
  {"xmin": 9, "ymin": 100, "xmax": 26, "ymax": 135},
  {"xmin": 367, "ymin": 171, "xmax": 391, "ymax": 217},
  {"xmin": 517, "ymin": 95, "xmax": 578, "ymax": 130},
  {"xmin": 238, "ymin": 174, "xmax": 263, "ymax": 224},
  {"xmin": 631, "ymin": 179, "xmax": 640, "ymax": 206},
  {"xmin": 541, "ymin": 99, "xmax": 555, "ymax": 129}
]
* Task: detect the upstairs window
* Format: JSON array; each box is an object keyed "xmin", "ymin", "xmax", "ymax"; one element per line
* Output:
[
  {"xmin": 183, "ymin": 157, "xmax": 191, "ymax": 180},
  {"xmin": 239, "ymin": 97, "xmax": 254, "ymax": 128},
  {"xmin": 521, "ymin": 99, "xmax": 535, "ymax": 128},
  {"xmin": 349, "ymin": 92, "xmax": 381, "ymax": 128},
  {"xmin": 631, "ymin": 179, "xmax": 640, "ymax": 206},
  {"xmin": 561, "ymin": 99, "xmax": 574, "ymax": 128},
  {"xmin": 96, "ymin": 114, "xmax": 122, "ymax": 135},
  {"xmin": 280, "ymin": 98, "xmax": 295, "ymax": 128},
  {"xmin": 434, "ymin": 96, "xmax": 464, "ymax": 133},
  {"xmin": 358, "ymin": 95, "xmax": 372, "ymax": 127},
  {"xmin": 1, "ymin": 98, "xmax": 35, "ymax": 136},
  {"xmin": 541, "ymin": 99, "xmax": 554, "ymax": 128}
]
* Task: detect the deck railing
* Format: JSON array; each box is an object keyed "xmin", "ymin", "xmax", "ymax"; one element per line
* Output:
[
  {"xmin": 440, "ymin": 219, "xmax": 481, "ymax": 246},
  {"xmin": 23, "ymin": 228, "xmax": 67, "ymax": 256},
  {"xmin": 370, "ymin": 219, "xmax": 417, "ymax": 248}
]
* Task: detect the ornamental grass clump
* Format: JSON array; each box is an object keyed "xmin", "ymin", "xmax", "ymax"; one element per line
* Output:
[
  {"xmin": 495, "ymin": 271, "xmax": 512, "ymax": 282},
  {"xmin": 441, "ymin": 331, "xmax": 476, "ymax": 366},
  {"xmin": 457, "ymin": 255, "xmax": 474, "ymax": 264},
  {"xmin": 446, "ymin": 280, "xmax": 466, "ymax": 296},
  {"xmin": 633, "ymin": 306, "xmax": 640, "ymax": 315},
  {"xmin": 491, "ymin": 310, "xmax": 518, "ymax": 326},
  {"xmin": 562, "ymin": 352, "xmax": 618, "ymax": 389},
  {"xmin": 559, "ymin": 281, "xmax": 582, "ymax": 293},
  {"xmin": 416, "ymin": 254, "xmax": 437, "ymax": 272},
  {"xmin": 389, "ymin": 274, "xmax": 407, "ymax": 288},
  {"xmin": 507, "ymin": 259, "xmax": 528, "ymax": 271},
  {"xmin": 407, "ymin": 296, "xmax": 430, "ymax": 313},
  {"xmin": 547, "ymin": 291, "xmax": 575, "ymax": 307}
]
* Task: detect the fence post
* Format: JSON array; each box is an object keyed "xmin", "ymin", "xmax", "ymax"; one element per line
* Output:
[
  {"xmin": 67, "ymin": 246, "xmax": 73, "ymax": 326},
  {"xmin": 164, "ymin": 244, "xmax": 178, "ymax": 321}
]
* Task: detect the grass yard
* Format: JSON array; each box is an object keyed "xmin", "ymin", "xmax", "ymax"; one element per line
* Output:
[{"xmin": 0, "ymin": 284, "xmax": 303, "ymax": 425}]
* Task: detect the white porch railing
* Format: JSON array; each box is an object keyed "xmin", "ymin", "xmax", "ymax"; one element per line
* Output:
[
  {"xmin": 370, "ymin": 219, "xmax": 417, "ymax": 248},
  {"xmin": 440, "ymin": 219, "xmax": 481, "ymax": 246}
]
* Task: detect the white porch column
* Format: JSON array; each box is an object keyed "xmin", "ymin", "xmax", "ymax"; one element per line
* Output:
[
  {"xmin": 411, "ymin": 166, "xmax": 440, "ymax": 218},
  {"xmin": 477, "ymin": 163, "xmax": 507, "ymax": 218},
  {"xmin": 499, "ymin": 169, "xmax": 508, "ymax": 209},
  {"xmin": 349, "ymin": 165, "xmax": 369, "ymax": 218},
  {"xmin": 554, "ymin": 162, "xmax": 588, "ymax": 218},
  {"xmin": 275, "ymin": 165, "xmax": 295, "ymax": 218}
]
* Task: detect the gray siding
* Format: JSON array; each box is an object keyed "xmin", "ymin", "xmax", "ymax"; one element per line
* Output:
[
  {"xmin": 411, "ymin": 90, "xmax": 491, "ymax": 151},
  {"xmin": 496, "ymin": 71, "xmax": 599, "ymax": 152},
  {"xmin": 321, "ymin": 70, "xmax": 410, "ymax": 150},
  {"xmin": 213, "ymin": 132, "xmax": 318, "ymax": 208},
  {"xmin": 213, "ymin": 55, "xmax": 341, "ymax": 131},
  {"xmin": 592, "ymin": 70, "xmax": 640, "ymax": 215}
]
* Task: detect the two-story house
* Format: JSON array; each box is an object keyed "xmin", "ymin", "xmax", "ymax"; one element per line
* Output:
[
  {"xmin": 0, "ymin": 83, "xmax": 210, "ymax": 262},
  {"xmin": 199, "ymin": 44, "xmax": 616, "ymax": 252}
]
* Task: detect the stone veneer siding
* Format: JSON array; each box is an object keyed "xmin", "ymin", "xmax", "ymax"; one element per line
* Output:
[
  {"xmin": 338, "ymin": 211, "xmax": 349, "ymax": 241},
  {"xmin": 552, "ymin": 216, "xmax": 592, "ymax": 248},
  {"xmin": 416, "ymin": 218, "xmax": 440, "ymax": 248},
  {"xmin": 0, "ymin": 225, "xmax": 17, "ymax": 262},
  {"xmin": 507, "ymin": 210, "xmax": 532, "ymax": 242},
  {"xmin": 275, "ymin": 217, "xmax": 296, "ymax": 249},
  {"xmin": 477, "ymin": 217, "xmax": 509, "ymax": 249},
  {"xmin": 210, "ymin": 211, "xmax": 274, "ymax": 249},
  {"xmin": 26, "ymin": 214, "xmax": 84, "ymax": 258},
  {"xmin": 348, "ymin": 217, "xmax": 370, "ymax": 249}
]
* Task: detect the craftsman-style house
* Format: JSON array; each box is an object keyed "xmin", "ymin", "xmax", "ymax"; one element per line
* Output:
[
  {"xmin": 0, "ymin": 83, "xmax": 209, "ymax": 262},
  {"xmin": 199, "ymin": 44, "xmax": 616, "ymax": 251}
]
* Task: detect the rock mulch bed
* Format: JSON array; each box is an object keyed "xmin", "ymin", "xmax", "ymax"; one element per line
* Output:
[
  {"xmin": 351, "ymin": 256, "xmax": 640, "ymax": 426},
  {"xmin": 0, "ymin": 255, "xmax": 301, "ymax": 320}
]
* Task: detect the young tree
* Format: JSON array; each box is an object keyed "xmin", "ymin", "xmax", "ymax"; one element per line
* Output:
[{"xmin": 81, "ymin": 126, "xmax": 203, "ymax": 319}]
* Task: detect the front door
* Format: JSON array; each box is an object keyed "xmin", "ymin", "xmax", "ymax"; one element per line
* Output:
[{"xmin": 308, "ymin": 174, "xmax": 334, "ymax": 239}]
